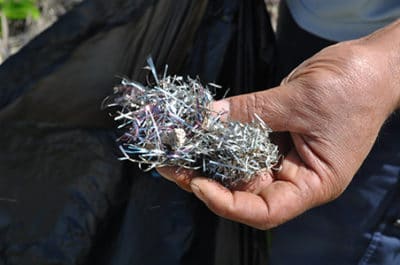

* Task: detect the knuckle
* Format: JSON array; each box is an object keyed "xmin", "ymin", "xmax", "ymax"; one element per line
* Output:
[
  {"xmin": 242, "ymin": 94, "xmax": 257, "ymax": 122},
  {"xmin": 219, "ymin": 202, "xmax": 236, "ymax": 219},
  {"xmin": 205, "ymin": 197, "xmax": 233, "ymax": 219}
]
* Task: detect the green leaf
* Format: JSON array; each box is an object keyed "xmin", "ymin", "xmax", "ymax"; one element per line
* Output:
[{"xmin": 1, "ymin": 0, "xmax": 40, "ymax": 20}]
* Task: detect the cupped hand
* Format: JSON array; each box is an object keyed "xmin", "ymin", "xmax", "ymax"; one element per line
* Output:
[{"xmin": 158, "ymin": 22, "xmax": 400, "ymax": 229}]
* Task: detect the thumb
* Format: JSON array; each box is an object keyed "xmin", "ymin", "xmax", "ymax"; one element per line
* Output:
[{"xmin": 210, "ymin": 86, "xmax": 294, "ymax": 132}]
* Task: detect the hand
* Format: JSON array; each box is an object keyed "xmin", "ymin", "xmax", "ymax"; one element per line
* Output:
[{"xmin": 158, "ymin": 21, "xmax": 400, "ymax": 229}]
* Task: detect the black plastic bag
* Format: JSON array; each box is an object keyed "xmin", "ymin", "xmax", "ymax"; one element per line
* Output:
[{"xmin": 0, "ymin": 0, "xmax": 275, "ymax": 264}]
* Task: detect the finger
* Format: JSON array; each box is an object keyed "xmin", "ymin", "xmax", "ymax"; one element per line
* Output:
[
  {"xmin": 210, "ymin": 86, "xmax": 294, "ymax": 132},
  {"xmin": 156, "ymin": 166, "xmax": 203, "ymax": 192},
  {"xmin": 190, "ymin": 150, "xmax": 323, "ymax": 229},
  {"xmin": 233, "ymin": 170, "xmax": 276, "ymax": 194},
  {"xmin": 190, "ymin": 178, "xmax": 272, "ymax": 229}
]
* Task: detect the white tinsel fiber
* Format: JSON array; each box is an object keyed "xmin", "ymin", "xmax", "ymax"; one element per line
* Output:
[{"xmin": 105, "ymin": 59, "xmax": 280, "ymax": 188}]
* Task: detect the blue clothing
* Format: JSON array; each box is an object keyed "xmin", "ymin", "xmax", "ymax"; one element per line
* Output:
[
  {"xmin": 286, "ymin": 0, "xmax": 400, "ymax": 41},
  {"xmin": 269, "ymin": 119, "xmax": 400, "ymax": 265}
]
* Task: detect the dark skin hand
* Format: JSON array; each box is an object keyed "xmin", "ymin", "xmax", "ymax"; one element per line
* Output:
[{"xmin": 158, "ymin": 20, "xmax": 400, "ymax": 230}]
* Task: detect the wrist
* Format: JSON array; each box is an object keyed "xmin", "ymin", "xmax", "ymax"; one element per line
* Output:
[{"xmin": 357, "ymin": 19, "xmax": 400, "ymax": 112}]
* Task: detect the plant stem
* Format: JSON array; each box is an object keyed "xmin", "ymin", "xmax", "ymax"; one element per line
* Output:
[{"xmin": 0, "ymin": 10, "xmax": 10, "ymax": 61}]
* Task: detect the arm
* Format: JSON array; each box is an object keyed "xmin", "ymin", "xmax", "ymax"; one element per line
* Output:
[{"xmin": 158, "ymin": 19, "xmax": 400, "ymax": 229}]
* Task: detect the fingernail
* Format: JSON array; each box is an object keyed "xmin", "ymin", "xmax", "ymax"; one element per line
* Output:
[{"xmin": 210, "ymin": 100, "xmax": 230, "ymax": 121}]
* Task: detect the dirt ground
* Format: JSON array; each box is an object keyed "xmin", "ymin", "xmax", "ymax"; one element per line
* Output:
[
  {"xmin": 266, "ymin": 0, "xmax": 280, "ymax": 30},
  {"xmin": 0, "ymin": 0, "xmax": 82, "ymax": 63}
]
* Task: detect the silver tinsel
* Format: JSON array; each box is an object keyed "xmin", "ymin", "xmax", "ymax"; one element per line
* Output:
[{"xmin": 105, "ymin": 58, "xmax": 280, "ymax": 188}]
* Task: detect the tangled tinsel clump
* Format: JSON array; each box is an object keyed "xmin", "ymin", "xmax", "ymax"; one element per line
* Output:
[{"xmin": 105, "ymin": 58, "xmax": 280, "ymax": 188}]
